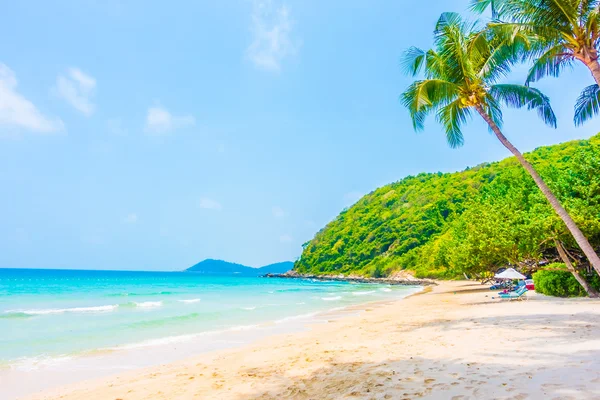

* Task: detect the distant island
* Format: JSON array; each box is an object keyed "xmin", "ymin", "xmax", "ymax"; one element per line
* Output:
[{"xmin": 185, "ymin": 259, "xmax": 293, "ymax": 276}]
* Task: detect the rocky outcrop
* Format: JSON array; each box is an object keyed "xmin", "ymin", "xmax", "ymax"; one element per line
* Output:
[{"xmin": 262, "ymin": 270, "xmax": 436, "ymax": 286}]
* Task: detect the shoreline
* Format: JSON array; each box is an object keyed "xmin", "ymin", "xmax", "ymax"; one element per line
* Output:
[
  {"xmin": 20, "ymin": 281, "xmax": 600, "ymax": 399},
  {"xmin": 4, "ymin": 285, "xmax": 424, "ymax": 399},
  {"xmin": 262, "ymin": 271, "xmax": 436, "ymax": 286}
]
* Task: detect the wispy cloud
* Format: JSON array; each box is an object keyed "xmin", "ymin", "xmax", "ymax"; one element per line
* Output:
[
  {"xmin": 247, "ymin": 0, "xmax": 299, "ymax": 72},
  {"xmin": 279, "ymin": 234, "xmax": 293, "ymax": 243},
  {"xmin": 124, "ymin": 213, "xmax": 138, "ymax": 224},
  {"xmin": 199, "ymin": 197, "xmax": 223, "ymax": 210},
  {"xmin": 272, "ymin": 206, "xmax": 286, "ymax": 218},
  {"xmin": 0, "ymin": 63, "xmax": 64, "ymax": 133},
  {"xmin": 55, "ymin": 67, "xmax": 96, "ymax": 116},
  {"xmin": 144, "ymin": 105, "xmax": 195, "ymax": 135}
]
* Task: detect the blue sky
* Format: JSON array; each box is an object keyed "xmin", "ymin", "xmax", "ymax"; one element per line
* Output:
[{"xmin": 1, "ymin": 0, "xmax": 600, "ymax": 270}]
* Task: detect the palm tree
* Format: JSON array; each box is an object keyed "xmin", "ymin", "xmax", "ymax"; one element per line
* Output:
[
  {"xmin": 401, "ymin": 12, "xmax": 600, "ymax": 277},
  {"xmin": 470, "ymin": 0, "xmax": 600, "ymax": 126}
]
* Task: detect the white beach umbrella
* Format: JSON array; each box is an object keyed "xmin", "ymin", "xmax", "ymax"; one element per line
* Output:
[{"xmin": 494, "ymin": 268, "xmax": 526, "ymax": 280}]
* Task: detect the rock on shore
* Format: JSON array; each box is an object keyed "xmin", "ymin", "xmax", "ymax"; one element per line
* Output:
[{"xmin": 262, "ymin": 270, "xmax": 436, "ymax": 286}]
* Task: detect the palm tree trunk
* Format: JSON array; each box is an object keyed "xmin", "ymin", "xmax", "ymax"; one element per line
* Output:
[
  {"xmin": 554, "ymin": 239, "xmax": 599, "ymax": 297},
  {"xmin": 586, "ymin": 59, "xmax": 600, "ymax": 86},
  {"xmin": 554, "ymin": 239, "xmax": 598, "ymax": 298},
  {"xmin": 474, "ymin": 105, "xmax": 600, "ymax": 277}
]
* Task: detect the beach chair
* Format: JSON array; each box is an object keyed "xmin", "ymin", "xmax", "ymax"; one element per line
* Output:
[{"xmin": 498, "ymin": 286, "xmax": 528, "ymax": 301}]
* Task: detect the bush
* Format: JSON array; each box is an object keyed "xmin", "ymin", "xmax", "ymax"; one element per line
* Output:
[{"xmin": 533, "ymin": 268, "xmax": 586, "ymax": 297}]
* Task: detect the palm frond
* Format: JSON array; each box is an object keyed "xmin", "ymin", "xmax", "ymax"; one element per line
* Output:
[
  {"xmin": 436, "ymin": 100, "xmax": 471, "ymax": 148},
  {"xmin": 490, "ymin": 84, "xmax": 557, "ymax": 127},
  {"xmin": 469, "ymin": 0, "xmax": 508, "ymax": 18},
  {"xmin": 484, "ymin": 94, "xmax": 504, "ymax": 129},
  {"xmin": 526, "ymin": 44, "xmax": 574, "ymax": 84},
  {"xmin": 424, "ymin": 49, "xmax": 448, "ymax": 79},
  {"xmin": 401, "ymin": 79, "xmax": 460, "ymax": 130},
  {"xmin": 434, "ymin": 13, "xmax": 476, "ymax": 82},
  {"xmin": 503, "ymin": 0, "xmax": 577, "ymax": 33},
  {"xmin": 400, "ymin": 47, "xmax": 427, "ymax": 76},
  {"xmin": 574, "ymin": 84, "xmax": 600, "ymax": 125},
  {"xmin": 475, "ymin": 35, "xmax": 523, "ymax": 82}
]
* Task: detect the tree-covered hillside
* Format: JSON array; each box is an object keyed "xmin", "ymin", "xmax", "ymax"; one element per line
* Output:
[{"xmin": 294, "ymin": 134, "xmax": 600, "ymax": 279}]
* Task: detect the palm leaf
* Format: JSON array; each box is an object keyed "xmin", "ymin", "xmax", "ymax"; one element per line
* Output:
[
  {"xmin": 469, "ymin": 0, "xmax": 507, "ymax": 18},
  {"xmin": 526, "ymin": 44, "xmax": 574, "ymax": 84},
  {"xmin": 490, "ymin": 84, "xmax": 557, "ymax": 127},
  {"xmin": 401, "ymin": 79, "xmax": 460, "ymax": 130},
  {"xmin": 400, "ymin": 47, "xmax": 426, "ymax": 76},
  {"xmin": 436, "ymin": 99, "xmax": 471, "ymax": 148},
  {"xmin": 574, "ymin": 84, "xmax": 600, "ymax": 125}
]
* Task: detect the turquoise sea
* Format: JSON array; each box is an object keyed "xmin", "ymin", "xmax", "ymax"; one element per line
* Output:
[{"xmin": 0, "ymin": 268, "xmax": 421, "ymax": 370}]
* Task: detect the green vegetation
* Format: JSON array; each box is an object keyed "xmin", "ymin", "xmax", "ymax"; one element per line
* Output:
[
  {"xmin": 533, "ymin": 263, "xmax": 600, "ymax": 297},
  {"xmin": 295, "ymin": 4, "xmax": 600, "ymax": 297},
  {"xmin": 294, "ymin": 134, "xmax": 600, "ymax": 279},
  {"xmin": 471, "ymin": 0, "xmax": 600, "ymax": 125},
  {"xmin": 533, "ymin": 269, "xmax": 588, "ymax": 297},
  {"xmin": 401, "ymin": 11, "xmax": 600, "ymax": 278}
]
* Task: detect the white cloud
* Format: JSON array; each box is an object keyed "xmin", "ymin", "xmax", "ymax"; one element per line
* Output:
[
  {"xmin": 272, "ymin": 206, "xmax": 286, "ymax": 218},
  {"xmin": 247, "ymin": 0, "xmax": 299, "ymax": 72},
  {"xmin": 144, "ymin": 105, "xmax": 195, "ymax": 134},
  {"xmin": 55, "ymin": 67, "xmax": 96, "ymax": 116},
  {"xmin": 199, "ymin": 197, "xmax": 223, "ymax": 210},
  {"xmin": 279, "ymin": 234, "xmax": 293, "ymax": 243},
  {"xmin": 124, "ymin": 213, "xmax": 138, "ymax": 224},
  {"xmin": 0, "ymin": 63, "xmax": 64, "ymax": 133}
]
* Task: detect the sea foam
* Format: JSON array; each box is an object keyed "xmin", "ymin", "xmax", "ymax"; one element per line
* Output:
[
  {"xmin": 4, "ymin": 305, "xmax": 118, "ymax": 316},
  {"xmin": 133, "ymin": 301, "xmax": 163, "ymax": 308},
  {"xmin": 352, "ymin": 290, "xmax": 376, "ymax": 296},
  {"xmin": 178, "ymin": 299, "xmax": 201, "ymax": 304}
]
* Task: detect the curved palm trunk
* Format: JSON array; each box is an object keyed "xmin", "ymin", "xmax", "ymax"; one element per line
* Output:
[
  {"xmin": 474, "ymin": 105, "xmax": 600, "ymax": 277},
  {"xmin": 555, "ymin": 239, "xmax": 599, "ymax": 298},
  {"xmin": 585, "ymin": 59, "xmax": 600, "ymax": 86}
]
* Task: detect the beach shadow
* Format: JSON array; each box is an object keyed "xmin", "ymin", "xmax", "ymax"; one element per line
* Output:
[{"xmin": 226, "ymin": 310, "xmax": 600, "ymax": 400}]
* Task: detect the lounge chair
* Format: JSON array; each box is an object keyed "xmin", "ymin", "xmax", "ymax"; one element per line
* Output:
[{"xmin": 497, "ymin": 286, "xmax": 528, "ymax": 301}]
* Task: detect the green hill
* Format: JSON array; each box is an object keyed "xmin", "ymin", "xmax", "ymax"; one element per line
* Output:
[{"xmin": 294, "ymin": 134, "xmax": 600, "ymax": 279}]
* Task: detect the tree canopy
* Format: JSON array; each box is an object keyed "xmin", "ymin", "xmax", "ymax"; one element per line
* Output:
[{"xmin": 294, "ymin": 134, "xmax": 600, "ymax": 279}]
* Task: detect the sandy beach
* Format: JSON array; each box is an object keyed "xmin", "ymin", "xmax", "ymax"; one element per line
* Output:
[{"xmin": 22, "ymin": 281, "xmax": 600, "ymax": 400}]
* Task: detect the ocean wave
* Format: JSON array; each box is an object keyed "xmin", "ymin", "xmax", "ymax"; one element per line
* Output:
[
  {"xmin": 0, "ymin": 311, "xmax": 33, "ymax": 319},
  {"xmin": 275, "ymin": 311, "xmax": 320, "ymax": 324},
  {"xmin": 8, "ymin": 355, "xmax": 74, "ymax": 371},
  {"xmin": 351, "ymin": 290, "xmax": 376, "ymax": 296},
  {"xmin": 178, "ymin": 298, "xmax": 201, "ymax": 304},
  {"xmin": 379, "ymin": 288, "xmax": 392, "ymax": 292},
  {"xmin": 115, "ymin": 334, "xmax": 198, "ymax": 350},
  {"xmin": 133, "ymin": 301, "xmax": 163, "ymax": 308},
  {"xmin": 113, "ymin": 324, "xmax": 261, "ymax": 350},
  {"xmin": 3, "ymin": 305, "xmax": 118, "ymax": 316},
  {"xmin": 106, "ymin": 291, "xmax": 175, "ymax": 297},
  {"xmin": 321, "ymin": 296, "xmax": 342, "ymax": 301},
  {"xmin": 241, "ymin": 306, "xmax": 256, "ymax": 311}
]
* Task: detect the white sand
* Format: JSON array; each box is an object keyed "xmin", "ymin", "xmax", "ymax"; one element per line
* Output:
[{"xmin": 22, "ymin": 281, "xmax": 600, "ymax": 400}]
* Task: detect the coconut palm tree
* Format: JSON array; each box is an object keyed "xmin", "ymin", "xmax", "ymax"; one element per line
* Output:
[
  {"xmin": 401, "ymin": 12, "xmax": 600, "ymax": 277},
  {"xmin": 470, "ymin": 0, "xmax": 600, "ymax": 126}
]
